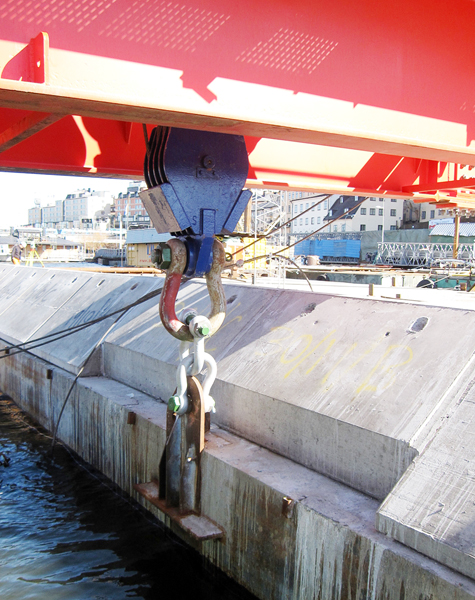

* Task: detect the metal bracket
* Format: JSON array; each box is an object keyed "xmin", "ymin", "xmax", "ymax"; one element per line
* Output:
[{"xmin": 134, "ymin": 377, "xmax": 224, "ymax": 541}]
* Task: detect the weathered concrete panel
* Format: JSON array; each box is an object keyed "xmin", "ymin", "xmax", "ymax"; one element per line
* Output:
[
  {"xmin": 104, "ymin": 277, "xmax": 475, "ymax": 498},
  {"xmin": 377, "ymin": 379, "xmax": 475, "ymax": 580},
  {"xmin": 1, "ymin": 349, "xmax": 474, "ymax": 599},
  {"xmin": 0, "ymin": 267, "xmax": 54, "ymax": 323},
  {"xmin": 0, "ymin": 268, "xmax": 91, "ymax": 341},
  {"xmin": 0, "ymin": 265, "xmax": 163, "ymax": 374}
]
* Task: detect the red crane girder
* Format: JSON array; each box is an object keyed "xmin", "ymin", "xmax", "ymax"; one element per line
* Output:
[{"xmin": 1, "ymin": 1, "xmax": 475, "ymax": 208}]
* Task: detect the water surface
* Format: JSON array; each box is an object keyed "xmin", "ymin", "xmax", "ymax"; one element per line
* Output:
[{"xmin": 0, "ymin": 395, "xmax": 255, "ymax": 600}]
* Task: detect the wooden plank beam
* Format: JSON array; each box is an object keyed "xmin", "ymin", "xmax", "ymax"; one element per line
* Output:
[{"xmin": 0, "ymin": 111, "xmax": 63, "ymax": 154}]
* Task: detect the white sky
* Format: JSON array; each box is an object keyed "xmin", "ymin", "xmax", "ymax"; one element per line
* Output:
[{"xmin": 0, "ymin": 172, "xmax": 137, "ymax": 228}]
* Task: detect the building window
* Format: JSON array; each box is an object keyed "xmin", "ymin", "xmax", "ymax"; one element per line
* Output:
[
  {"xmin": 370, "ymin": 197, "xmax": 376, "ymax": 201},
  {"xmin": 329, "ymin": 210, "xmax": 333, "ymax": 216},
  {"xmin": 379, "ymin": 198, "xmax": 384, "ymax": 202},
  {"xmin": 378, "ymin": 209, "xmax": 383, "ymax": 216},
  {"xmin": 391, "ymin": 198, "xmax": 397, "ymax": 202},
  {"xmin": 438, "ymin": 210, "xmax": 444, "ymax": 215},
  {"xmin": 333, "ymin": 225, "xmax": 338, "ymax": 232},
  {"xmin": 305, "ymin": 218, "xmax": 308, "ymax": 225},
  {"xmin": 341, "ymin": 223, "xmax": 346, "ymax": 232},
  {"xmin": 360, "ymin": 208, "xmax": 366, "ymax": 215},
  {"xmin": 422, "ymin": 211, "xmax": 426, "ymax": 219},
  {"xmin": 378, "ymin": 225, "xmax": 383, "ymax": 231},
  {"xmin": 370, "ymin": 208, "xmax": 376, "ymax": 215},
  {"xmin": 360, "ymin": 224, "xmax": 366, "ymax": 231},
  {"xmin": 311, "ymin": 217, "xmax": 314, "ymax": 225},
  {"xmin": 344, "ymin": 208, "xmax": 349, "ymax": 213},
  {"xmin": 324, "ymin": 200, "xmax": 328, "ymax": 209},
  {"xmin": 300, "ymin": 218, "xmax": 303, "ymax": 225},
  {"xmin": 317, "ymin": 217, "xmax": 321, "ymax": 224},
  {"xmin": 318, "ymin": 204, "xmax": 321, "ymax": 210},
  {"xmin": 306, "ymin": 203, "xmax": 309, "ymax": 209},
  {"xmin": 390, "ymin": 225, "xmax": 397, "ymax": 230},
  {"xmin": 430, "ymin": 210, "xmax": 435, "ymax": 219},
  {"xmin": 294, "ymin": 205, "xmax": 298, "ymax": 213}
]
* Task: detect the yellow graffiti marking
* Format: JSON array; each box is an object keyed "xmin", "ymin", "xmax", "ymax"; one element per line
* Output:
[
  {"xmin": 280, "ymin": 334, "xmax": 313, "ymax": 365},
  {"xmin": 356, "ymin": 345, "xmax": 413, "ymax": 394},
  {"xmin": 347, "ymin": 335, "xmax": 385, "ymax": 371},
  {"xmin": 269, "ymin": 326, "xmax": 295, "ymax": 346},
  {"xmin": 303, "ymin": 337, "xmax": 336, "ymax": 377},
  {"xmin": 282, "ymin": 330, "xmax": 336, "ymax": 379}
]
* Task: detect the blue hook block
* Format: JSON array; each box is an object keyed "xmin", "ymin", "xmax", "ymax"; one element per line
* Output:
[
  {"xmin": 140, "ymin": 128, "xmax": 251, "ymax": 277},
  {"xmin": 140, "ymin": 128, "xmax": 251, "ymax": 238}
]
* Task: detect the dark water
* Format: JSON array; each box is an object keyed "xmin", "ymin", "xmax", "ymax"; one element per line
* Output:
[{"xmin": 0, "ymin": 395, "xmax": 255, "ymax": 600}]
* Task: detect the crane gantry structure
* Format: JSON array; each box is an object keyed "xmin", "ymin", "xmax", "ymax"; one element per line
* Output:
[{"xmin": 1, "ymin": 0, "xmax": 475, "ymax": 214}]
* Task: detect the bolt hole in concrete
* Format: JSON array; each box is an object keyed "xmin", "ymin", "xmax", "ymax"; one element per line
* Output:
[
  {"xmin": 226, "ymin": 294, "xmax": 237, "ymax": 305},
  {"xmin": 0, "ymin": 394, "xmax": 257, "ymax": 600},
  {"xmin": 130, "ymin": 283, "xmax": 138, "ymax": 290},
  {"xmin": 97, "ymin": 279, "xmax": 105, "ymax": 287},
  {"xmin": 407, "ymin": 316, "xmax": 429, "ymax": 333},
  {"xmin": 50, "ymin": 274, "xmax": 55, "ymax": 279},
  {"xmin": 301, "ymin": 302, "xmax": 317, "ymax": 316}
]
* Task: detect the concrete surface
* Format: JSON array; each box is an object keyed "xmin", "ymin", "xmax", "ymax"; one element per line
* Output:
[
  {"xmin": 0, "ymin": 348, "xmax": 474, "ymax": 599},
  {"xmin": 0, "ymin": 265, "xmax": 162, "ymax": 374},
  {"xmin": 104, "ymin": 277, "xmax": 475, "ymax": 499},
  {"xmin": 377, "ymin": 377, "xmax": 475, "ymax": 580},
  {"xmin": 0, "ymin": 263, "xmax": 474, "ymax": 593}
]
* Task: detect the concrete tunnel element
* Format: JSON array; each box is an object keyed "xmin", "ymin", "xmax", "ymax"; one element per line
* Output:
[{"xmin": 0, "ymin": 263, "xmax": 474, "ymax": 599}]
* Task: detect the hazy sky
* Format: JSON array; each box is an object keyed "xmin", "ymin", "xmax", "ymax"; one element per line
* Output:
[{"xmin": 0, "ymin": 172, "xmax": 139, "ymax": 228}]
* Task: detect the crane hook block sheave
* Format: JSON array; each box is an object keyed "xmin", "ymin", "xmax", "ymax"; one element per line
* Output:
[{"xmin": 140, "ymin": 127, "xmax": 251, "ymax": 277}]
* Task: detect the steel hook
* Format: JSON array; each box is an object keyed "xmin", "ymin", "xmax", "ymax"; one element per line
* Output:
[{"xmin": 159, "ymin": 238, "xmax": 226, "ymax": 342}]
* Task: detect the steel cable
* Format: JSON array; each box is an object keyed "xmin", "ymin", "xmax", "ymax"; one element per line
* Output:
[
  {"xmin": 1, "ymin": 287, "xmax": 163, "ymax": 360},
  {"xmin": 231, "ymin": 193, "xmax": 332, "ymax": 257},
  {"xmin": 229, "ymin": 197, "xmax": 370, "ymax": 270}
]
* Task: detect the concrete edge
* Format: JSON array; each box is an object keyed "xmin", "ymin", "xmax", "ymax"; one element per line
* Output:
[{"xmin": 376, "ymin": 509, "xmax": 475, "ymax": 583}]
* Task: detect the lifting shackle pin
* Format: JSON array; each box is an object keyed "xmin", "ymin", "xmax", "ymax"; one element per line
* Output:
[{"xmin": 159, "ymin": 238, "xmax": 227, "ymax": 342}]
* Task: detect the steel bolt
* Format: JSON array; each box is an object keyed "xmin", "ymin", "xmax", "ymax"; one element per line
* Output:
[
  {"xmin": 202, "ymin": 155, "xmax": 215, "ymax": 169},
  {"xmin": 168, "ymin": 396, "xmax": 181, "ymax": 412},
  {"xmin": 154, "ymin": 243, "xmax": 172, "ymax": 269},
  {"xmin": 197, "ymin": 325, "xmax": 210, "ymax": 336}
]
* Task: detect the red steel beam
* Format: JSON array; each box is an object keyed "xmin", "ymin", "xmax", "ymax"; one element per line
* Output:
[
  {"xmin": 402, "ymin": 178, "xmax": 475, "ymax": 193},
  {"xmin": 0, "ymin": 2, "xmax": 475, "ymax": 160},
  {"xmin": 1, "ymin": 1, "xmax": 475, "ymax": 199}
]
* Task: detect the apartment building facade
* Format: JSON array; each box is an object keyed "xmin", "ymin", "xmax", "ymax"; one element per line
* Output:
[
  {"xmin": 28, "ymin": 189, "xmax": 115, "ymax": 229},
  {"xmin": 290, "ymin": 195, "xmax": 404, "ymax": 234},
  {"xmin": 113, "ymin": 182, "xmax": 149, "ymax": 225}
]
